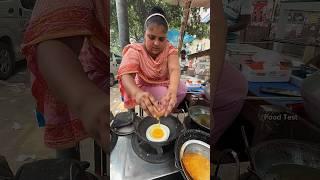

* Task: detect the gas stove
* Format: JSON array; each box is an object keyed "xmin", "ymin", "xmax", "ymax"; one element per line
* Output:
[
  {"xmin": 110, "ymin": 135, "xmax": 180, "ymax": 180},
  {"xmin": 131, "ymin": 134, "xmax": 174, "ymax": 164}
]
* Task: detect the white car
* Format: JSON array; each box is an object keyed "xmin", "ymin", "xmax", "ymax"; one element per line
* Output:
[
  {"xmin": 0, "ymin": 0, "xmax": 34, "ymax": 79},
  {"xmin": 110, "ymin": 52, "xmax": 121, "ymax": 86}
]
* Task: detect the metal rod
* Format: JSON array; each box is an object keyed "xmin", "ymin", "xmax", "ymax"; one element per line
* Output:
[
  {"xmin": 241, "ymin": 126, "xmax": 255, "ymax": 170},
  {"xmin": 245, "ymin": 96, "xmax": 303, "ymax": 101},
  {"xmin": 241, "ymin": 126, "xmax": 262, "ymax": 180}
]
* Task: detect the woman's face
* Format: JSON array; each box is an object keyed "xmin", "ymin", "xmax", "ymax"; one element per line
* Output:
[{"xmin": 144, "ymin": 24, "xmax": 167, "ymax": 58}]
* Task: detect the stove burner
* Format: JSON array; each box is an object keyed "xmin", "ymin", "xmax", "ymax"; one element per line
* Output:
[{"xmin": 131, "ymin": 134, "xmax": 174, "ymax": 164}]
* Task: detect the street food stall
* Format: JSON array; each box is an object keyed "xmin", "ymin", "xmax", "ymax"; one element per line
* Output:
[
  {"xmin": 108, "ymin": 0, "xmax": 212, "ymax": 180},
  {"xmin": 106, "ymin": 0, "xmax": 320, "ymax": 179}
]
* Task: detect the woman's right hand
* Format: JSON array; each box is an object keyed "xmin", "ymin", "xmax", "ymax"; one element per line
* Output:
[
  {"xmin": 135, "ymin": 90, "xmax": 159, "ymax": 117},
  {"xmin": 79, "ymin": 93, "xmax": 108, "ymax": 153}
]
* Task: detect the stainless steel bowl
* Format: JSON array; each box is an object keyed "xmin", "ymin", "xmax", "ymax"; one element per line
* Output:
[{"xmin": 179, "ymin": 140, "xmax": 210, "ymax": 180}]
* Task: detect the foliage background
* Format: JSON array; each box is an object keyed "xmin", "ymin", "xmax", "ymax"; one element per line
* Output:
[{"xmin": 110, "ymin": 0, "xmax": 209, "ymax": 55}]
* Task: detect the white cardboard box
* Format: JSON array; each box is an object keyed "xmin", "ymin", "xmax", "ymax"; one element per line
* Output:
[{"xmin": 241, "ymin": 63, "xmax": 292, "ymax": 82}]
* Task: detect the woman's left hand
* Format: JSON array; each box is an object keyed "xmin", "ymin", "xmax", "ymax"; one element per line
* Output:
[{"xmin": 160, "ymin": 89, "xmax": 177, "ymax": 116}]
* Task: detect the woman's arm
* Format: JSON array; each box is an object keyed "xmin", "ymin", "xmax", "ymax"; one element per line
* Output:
[
  {"xmin": 121, "ymin": 74, "xmax": 142, "ymax": 100},
  {"xmin": 167, "ymin": 54, "xmax": 180, "ymax": 93},
  {"xmin": 36, "ymin": 36, "xmax": 108, "ymax": 152},
  {"xmin": 160, "ymin": 54, "xmax": 180, "ymax": 116},
  {"xmin": 121, "ymin": 74, "xmax": 159, "ymax": 116}
]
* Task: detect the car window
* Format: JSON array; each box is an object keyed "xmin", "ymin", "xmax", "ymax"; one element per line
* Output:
[{"xmin": 20, "ymin": 0, "xmax": 36, "ymax": 10}]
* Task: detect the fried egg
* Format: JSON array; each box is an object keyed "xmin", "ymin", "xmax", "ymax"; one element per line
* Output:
[{"xmin": 146, "ymin": 124, "xmax": 170, "ymax": 142}]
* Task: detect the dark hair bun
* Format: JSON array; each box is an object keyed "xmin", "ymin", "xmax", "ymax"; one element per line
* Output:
[{"xmin": 150, "ymin": 6, "xmax": 166, "ymax": 18}]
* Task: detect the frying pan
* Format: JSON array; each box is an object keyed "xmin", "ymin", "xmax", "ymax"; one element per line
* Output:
[
  {"xmin": 188, "ymin": 105, "xmax": 210, "ymax": 130},
  {"xmin": 174, "ymin": 129, "xmax": 210, "ymax": 179},
  {"xmin": 179, "ymin": 140, "xmax": 210, "ymax": 180},
  {"xmin": 134, "ymin": 115, "xmax": 185, "ymax": 147},
  {"xmin": 250, "ymin": 139, "xmax": 320, "ymax": 179},
  {"xmin": 174, "ymin": 129, "xmax": 240, "ymax": 180}
]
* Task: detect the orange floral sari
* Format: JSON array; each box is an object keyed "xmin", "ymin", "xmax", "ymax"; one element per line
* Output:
[{"xmin": 21, "ymin": 0, "xmax": 108, "ymax": 149}]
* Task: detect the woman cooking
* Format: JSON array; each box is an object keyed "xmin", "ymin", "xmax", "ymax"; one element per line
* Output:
[{"xmin": 117, "ymin": 7, "xmax": 187, "ymax": 118}]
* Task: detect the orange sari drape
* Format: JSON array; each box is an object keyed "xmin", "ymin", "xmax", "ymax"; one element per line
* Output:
[
  {"xmin": 117, "ymin": 42, "xmax": 178, "ymax": 108},
  {"xmin": 21, "ymin": 0, "xmax": 108, "ymax": 149}
]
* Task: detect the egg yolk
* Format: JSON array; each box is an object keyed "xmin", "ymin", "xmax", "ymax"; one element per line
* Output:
[{"xmin": 151, "ymin": 127, "xmax": 164, "ymax": 139}]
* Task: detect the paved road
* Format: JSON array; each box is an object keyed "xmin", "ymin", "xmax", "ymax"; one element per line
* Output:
[{"xmin": 0, "ymin": 61, "xmax": 55, "ymax": 173}]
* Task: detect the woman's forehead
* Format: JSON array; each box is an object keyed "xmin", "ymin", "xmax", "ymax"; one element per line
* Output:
[{"xmin": 146, "ymin": 24, "xmax": 167, "ymax": 34}]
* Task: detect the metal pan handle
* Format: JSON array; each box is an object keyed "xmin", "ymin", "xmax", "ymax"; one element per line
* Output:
[{"xmin": 131, "ymin": 111, "xmax": 140, "ymax": 134}]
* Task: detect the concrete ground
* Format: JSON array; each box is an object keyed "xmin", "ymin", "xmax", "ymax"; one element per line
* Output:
[
  {"xmin": 110, "ymin": 83, "xmax": 127, "ymax": 115},
  {"xmin": 0, "ymin": 61, "xmax": 55, "ymax": 173}
]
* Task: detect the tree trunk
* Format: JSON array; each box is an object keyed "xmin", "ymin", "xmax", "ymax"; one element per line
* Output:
[
  {"xmin": 116, "ymin": 0, "xmax": 130, "ymax": 50},
  {"xmin": 178, "ymin": 0, "xmax": 192, "ymax": 53},
  {"xmin": 134, "ymin": 0, "xmax": 148, "ymax": 39}
]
